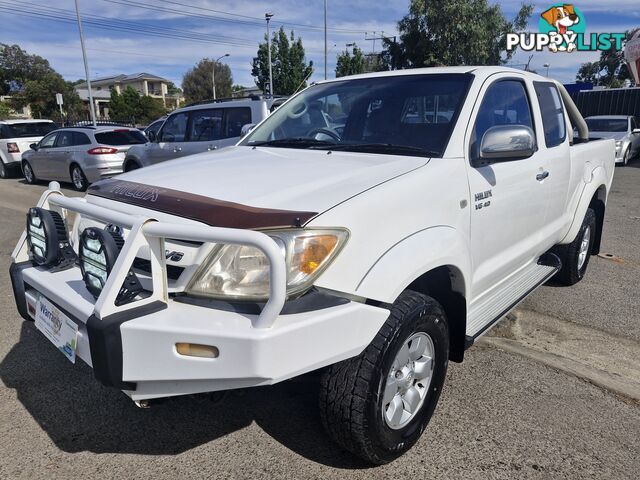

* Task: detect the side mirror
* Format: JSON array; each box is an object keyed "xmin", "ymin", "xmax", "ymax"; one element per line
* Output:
[
  {"xmin": 30, "ymin": 143, "xmax": 38, "ymax": 151},
  {"xmin": 478, "ymin": 125, "xmax": 536, "ymax": 163},
  {"xmin": 241, "ymin": 123, "xmax": 256, "ymax": 136},
  {"xmin": 146, "ymin": 130, "xmax": 156, "ymax": 142}
]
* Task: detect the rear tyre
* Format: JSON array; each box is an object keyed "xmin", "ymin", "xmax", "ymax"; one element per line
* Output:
[
  {"xmin": 71, "ymin": 164, "xmax": 88, "ymax": 191},
  {"xmin": 22, "ymin": 161, "xmax": 36, "ymax": 184},
  {"xmin": 0, "ymin": 161, "xmax": 9, "ymax": 179},
  {"xmin": 319, "ymin": 291, "xmax": 449, "ymax": 464},
  {"xmin": 124, "ymin": 161, "xmax": 140, "ymax": 172},
  {"xmin": 552, "ymin": 208, "xmax": 596, "ymax": 286}
]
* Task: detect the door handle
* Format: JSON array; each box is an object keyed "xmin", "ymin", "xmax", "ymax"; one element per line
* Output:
[
  {"xmin": 173, "ymin": 147, "xmax": 182, "ymax": 153},
  {"xmin": 536, "ymin": 171, "xmax": 549, "ymax": 181},
  {"xmin": 207, "ymin": 144, "xmax": 218, "ymax": 151}
]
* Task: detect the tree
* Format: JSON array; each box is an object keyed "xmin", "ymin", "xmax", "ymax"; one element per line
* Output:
[
  {"xmin": 166, "ymin": 81, "xmax": 182, "ymax": 96},
  {"xmin": 336, "ymin": 46, "xmax": 365, "ymax": 77},
  {"xmin": 108, "ymin": 86, "xmax": 166, "ymax": 123},
  {"xmin": 0, "ymin": 43, "xmax": 84, "ymax": 118},
  {"xmin": 575, "ymin": 31, "xmax": 635, "ymax": 88},
  {"xmin": 381, "ymin": 0, "xmax": 533, "ymax": 69},
  {"xmin": 576, "ymin": 62, "xmax": 602, "ymax": 85},
  {"xmin": 0, "ymin": 43, "xmax": 53, "ymax": 95},
  {"xmin": 182, "ymin": 58, "xmax": 232, "ymax": 103},
  {"xmin": 0, "ymin": 101, "xmax": 12, "ymax": 120},
  {"xmin": 252, "ymin": 27, "xmax": 313, "ymax": 95}
]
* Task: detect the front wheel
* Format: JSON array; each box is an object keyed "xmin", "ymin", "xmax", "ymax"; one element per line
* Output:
[
  {"xmin": 22, "ymin": 161, "xmax": 36, "ymax": 184},
  {"xmin": 622, "ymin": 147, "xmax": 630, "ymax": 166},
  {"xmin": 319, "ymin": 291, "xmax": 449, "ymax": 464}
]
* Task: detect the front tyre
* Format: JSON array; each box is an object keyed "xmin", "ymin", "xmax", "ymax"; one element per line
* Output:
[
  {"xmin": 552, "ymin": 208, "xmax": 596, "ymax": 286},
  {"xmin": 319, "ymin": 291, "xmax": 449, "ymax": 464},
  {"xmin": 22, "ymin": 161, "xmax": 36, "ymax": 184}
]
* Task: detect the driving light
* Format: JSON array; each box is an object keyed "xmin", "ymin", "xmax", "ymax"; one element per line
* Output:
[
  {"xmin": 186, "ymin": 229, "xmax": 348, "ymax": 301},
  {"xmin": 79, "ymin": 227, "xmax": 142, "ymax": 303},
  {"xmin": 25, "ymin": 207, "xmax": 76, "ymax": 270},
  {"xmin": 176, "ymin": 343, "xmax": 219, "ymax": 358}
]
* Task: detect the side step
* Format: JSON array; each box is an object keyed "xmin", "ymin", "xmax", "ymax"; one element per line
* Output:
[{"xmin": 465, "ymin": 252, "xmax": 561, "ymax": 346}]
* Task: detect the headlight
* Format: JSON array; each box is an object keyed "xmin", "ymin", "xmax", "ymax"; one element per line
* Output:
[
  {"xmin": 79, "ymin": 227, "xmax": 142, "ymax": 304},
  {"xmin": 615, "ymin": 141, "xmax": 623, "ymax": 149},
  {"xmin": 25, "ymin": 207, "xmax": 76, "ymax": 271},
  {"xmin": 186, "ymin": 229, "xmax": 348, "ymax": 301}
]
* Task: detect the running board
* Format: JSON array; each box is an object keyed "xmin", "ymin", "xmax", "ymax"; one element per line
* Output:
[{"xmin": 465, "ymin": 252, "xmax": 561, "ymax": 346}]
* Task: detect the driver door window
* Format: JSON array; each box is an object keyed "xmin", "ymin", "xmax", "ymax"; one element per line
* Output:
[{"xmin": 159, "ymin": 113, "xmax": 188, "ymax": 143}]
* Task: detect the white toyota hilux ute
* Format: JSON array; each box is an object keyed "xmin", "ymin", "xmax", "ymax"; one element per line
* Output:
[{"xmin": 10, "ymin": 67, "xmax": 615, "ymax": 464}]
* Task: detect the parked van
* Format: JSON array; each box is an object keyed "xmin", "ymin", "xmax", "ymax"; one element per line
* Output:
[{"xmin": 0, "ymin": 119, "xmax": 56, "ymax": 178}]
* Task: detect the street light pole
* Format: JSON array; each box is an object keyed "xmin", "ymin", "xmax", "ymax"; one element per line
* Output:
[
  {"xmin": 544, "ymin": 63, "xmax": 550, "ymax": 77},
  {"xmin": 324, "ymin": 0, "xmax": 328, "ymax": 80},
  {"xmin": 74, "ymin": 0, "xmax": 96, "ymax": 126},
  {"xmin": 265, "ymin": 13, "xmax": 274, "ymax": 97},
  {"xmin": 212, "ymin": 53, "xmax": 229, "ymax": 100}
]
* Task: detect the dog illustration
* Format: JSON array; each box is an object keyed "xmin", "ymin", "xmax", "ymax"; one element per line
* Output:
[{"xmin": 541, "ymin": 4, "xmax": 580, "ymax": 52}]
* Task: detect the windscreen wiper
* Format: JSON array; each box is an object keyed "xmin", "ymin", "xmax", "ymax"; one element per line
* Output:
[
  {"xmin": 311, "ymin": 143, "xmax": 439, "ymax": 157},
  {"xmin": 248, "ymin": 138, "xmax": 337, "ymax": 148}
]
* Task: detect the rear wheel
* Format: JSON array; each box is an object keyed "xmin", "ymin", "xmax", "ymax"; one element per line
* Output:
[
  {"xmin": 71, "ymin": 164, "xmax": 88, "ymax": 191},
  {"xmin": 0, "ymin": 161, "xmax": 8, "ymax": 179},
  {"xmin": 552, "ymin": 208, "xmax": 596, "ymax": 286},
  {"xmin": 22, "ymin": 161, "xmax": 36, "ymax": 184},
  {"xmin": 319, "ymin": 291, "xmax": 449, "ymax": 464},
  {"xmin": 125, "ymin": 161, "xmax": 140, "ymax": 172}
]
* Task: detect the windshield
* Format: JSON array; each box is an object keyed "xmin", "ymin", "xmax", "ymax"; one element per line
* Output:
[
  {"xmin": 5, "ymin": 122, "xmax": 57, "ymax": 138},
  {"xmin": 585, "ymin": 118, "xmax": 628, "ymax": 132},
  {"xmin": 241, "ymin": 74, "xmax": 472, "ymax": 157}
]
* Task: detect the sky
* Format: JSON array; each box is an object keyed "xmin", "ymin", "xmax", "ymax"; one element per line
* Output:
[{"xmin": 0, "ymin": 0, "xmax": 638, "ymax": 90}]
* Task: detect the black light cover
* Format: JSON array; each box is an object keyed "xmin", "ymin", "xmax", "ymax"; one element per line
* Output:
[
  {"xmin": 78, "ymin": 227, "xmax": 142, "ymax": 304},
  {"xmin": 25, "ymin": 207, "xmax": 76, "ymax": 271}
]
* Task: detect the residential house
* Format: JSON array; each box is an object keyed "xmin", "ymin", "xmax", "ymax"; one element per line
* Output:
[{"xmin": 74, "ymin": 73, "xmax": 184, "ymax": 118}]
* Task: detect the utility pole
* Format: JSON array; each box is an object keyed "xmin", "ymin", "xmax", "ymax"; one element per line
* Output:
[
  {"xmin": 265, "ymin": 13, "xmax": 274, "ymax": 97},
  {"xmin": 324, "ymin": 0, "xmax": 328, "ymax": 80},
  {"xmin": 212, "ymin": 53, "xmax": 229, "ymax": 99},
  {"xmin": 74, "ymin": 0, "xmax": 96, "ymax": 126}
]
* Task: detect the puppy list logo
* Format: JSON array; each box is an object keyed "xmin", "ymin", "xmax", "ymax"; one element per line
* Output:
[{"xmin": 506, "ymin": 3, "xmax": 625, "ymax": 53}]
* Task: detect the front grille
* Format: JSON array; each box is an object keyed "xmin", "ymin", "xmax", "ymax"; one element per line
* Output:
[{"xmin": 132, "ymin": 258, "xmax": 184, "ymax": 280}]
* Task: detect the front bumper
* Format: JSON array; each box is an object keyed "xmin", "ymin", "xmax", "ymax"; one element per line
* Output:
[{"xmin": 9, "ymin": 186, "xmax": 389, "ymax": 401}]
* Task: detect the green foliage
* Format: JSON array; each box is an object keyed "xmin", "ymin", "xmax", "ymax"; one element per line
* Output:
[
  {"xmin": 382, "ymin": 0, "xmax": 533, "ymax": 69},
  {"xmin": 335, "ymin": 46, "xmax": 365, "ymax": 78},
  {"xmin": 182, "ymin": 58, "xmax": 232, "ymax": 103},
  {"xmin": 252, "ymin": 27, "xmax": 313, "ymax": 95},
  {"xmin": 0, "ymin": 101, "xmax": 12, "ymax": 119},
  {"xmin": 166, "ymin": 81, "xmax": 182, "ymax": 95},
  {"xmin": 0, "ymin": 43, "xmax": 53, "ymax": 95},
  {"xmin": 0, "ymin": 43, "xmax": 84, "ymax": 118},
  {"xmin": 108, "ymin": 86, "xmax": 167, "ymax": 123},
  {"xmin": 575, "ymin": 31, "xmax": 635, "ymax": 87}
]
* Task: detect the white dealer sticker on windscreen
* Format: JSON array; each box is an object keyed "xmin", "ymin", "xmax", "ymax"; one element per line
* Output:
[{"xmin": 35, "ymin": 296, "xmax": 78, "ymax": 364}]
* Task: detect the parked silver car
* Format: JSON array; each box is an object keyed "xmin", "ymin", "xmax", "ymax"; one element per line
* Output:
[
  {"xmin": 584, "ymin": 115, "xmax": 640, "ymax": 166},
  {"xmin": 123, "ymin": 97, "xmax": 273, "ymax": 171},
  {"xmin": 21, "ymin": 126, "xmax": 147, "ymax": 191}
]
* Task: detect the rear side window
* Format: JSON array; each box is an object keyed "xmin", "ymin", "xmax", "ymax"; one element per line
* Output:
[
  {"xmin": 95, "ymin": 130, "xmax": 147, "ymax": 146},
  {"xmin": 73, "ymin": 132, "xmax": 92, "ymax": 145},
  {"xmin": 55, "ymin": 131, "xmax": 74, "ymax": 147},
  {"xmin": 3, "ymin": 122, "xmax": 57, "ymax": 138},
  {"xmin": 534, "ymin": 82, "xmax": 566, "ymax": 148},
  {"xmin": 225, "ymin": 107, "xmax": 251, "ymax": 138}
]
